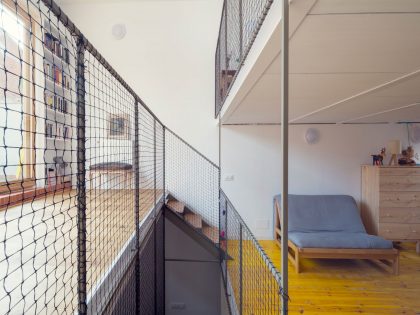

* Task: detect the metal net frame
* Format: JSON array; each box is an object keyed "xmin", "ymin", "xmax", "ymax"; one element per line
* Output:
[
  {"xmin": 215, "ymin": 0, "xmax": 274, "ymax": 117},
  {"xmin": 221, "ymin": 190, "xmax": 284, "ymax": 315},
  {"xmin": 0, "ymin": 0, "xmax": 165, "ymax": 314}
]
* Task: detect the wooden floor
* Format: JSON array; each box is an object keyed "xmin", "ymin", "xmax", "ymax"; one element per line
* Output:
[
  {"xmin": 0, "ymin": 189, "xmax": 161, "ymax": 314},
  {"xmin": 260, "ymin": 240, "xmax": 420, "ymax": 315}
]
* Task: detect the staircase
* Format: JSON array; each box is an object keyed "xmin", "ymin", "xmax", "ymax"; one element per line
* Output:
[{"xmin": 166, "ymin": 195, "xmax": 219, "ymax": 244}]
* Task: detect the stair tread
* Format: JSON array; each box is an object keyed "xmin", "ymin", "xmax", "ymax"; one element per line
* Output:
[
  {"xmin": 185, "ymin": 213, "xmax": 203, "ymax": 229},
  {"xmin": 167, "ymin": 200, "xmax": 185, "ymax": 214},
  {"xmin": 203, "ymin": 226, "xmax": 219, "ymax": 243}
]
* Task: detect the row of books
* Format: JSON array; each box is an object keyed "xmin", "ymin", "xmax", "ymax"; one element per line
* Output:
[
  {"xmin": 45, "ymin": 122, "xmax": 72, "ymax": 140},
  {"xmin": 45, "ymin": 92, "xmax": 69, "ymax": 113},
  {"xmin": 44, "ymin": 63, "xmax": 71, "ymax": 90},
  {"xmin": 44, "ymin": 33, "xmax": 70, "ymax": 64}
]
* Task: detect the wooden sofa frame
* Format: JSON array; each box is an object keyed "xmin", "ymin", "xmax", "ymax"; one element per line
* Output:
[{"xmin": 274, "ymin": 199, "xmax": 400, "ymax": 275}]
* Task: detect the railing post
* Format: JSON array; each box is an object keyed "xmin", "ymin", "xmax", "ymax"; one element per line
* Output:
[
  {"xmin": 76, "ymin": 35, "xmax": 87, "ymax": 315},
  {"xmin": 153, "ymin": 120, "xmax": 157, "ymax": 314},
  {"xmin": 281, "ymin": 0, "xmax": 289, "ymax": 314},
  {"xmin": 224, "ymin": 0, "xmax": 228, "ymax": 96},
  {"xmin": 239, "ymin": 223, "xmax": 243, "ymax": 315},
  {"xmin": 239, "ymin": 0, "xmax": 243, "ymax": 62},
  {"xmin": 163, "ymin": 126, "xmax": 166, "ymax": 200},
  {"xmin": 134, "ymin": 100, "xmax": 140, "ymax": 314},
  {"xmin": 218, "ymin": 115, "xmax": 222, "ymax": 251},
  {"xmin": 224, "ymin": 197, "xmax": 228, "ymax": 289}
]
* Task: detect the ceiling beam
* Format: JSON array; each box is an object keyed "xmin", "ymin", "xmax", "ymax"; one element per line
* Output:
[
  {"xmin": 291, "ymin": 68, "xmax": 420, "ymax": 123},
  {"xmin": 340, "ymin": 102, "xmax": 420, "ymax": 124}
]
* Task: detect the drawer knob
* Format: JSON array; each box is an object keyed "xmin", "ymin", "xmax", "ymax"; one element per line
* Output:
[
  {"xmin": 413, "ymin": 230, "xmax": 417, "ymax": 233},
  {"xmin": 386, "ymin": 229, "xmax": 391, "ymax": 233},
  {"xmin": 386, "ymin": 213, "xmax": 391, "ymax": 217}
]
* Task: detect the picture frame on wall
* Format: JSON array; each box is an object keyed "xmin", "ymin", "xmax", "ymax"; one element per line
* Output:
[{"xmin": 107, "ymin": 113, "xmax": 130, "ymax": 140}]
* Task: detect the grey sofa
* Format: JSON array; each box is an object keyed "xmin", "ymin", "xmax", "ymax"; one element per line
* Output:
[{"xmin": 274, "ymin": 194, "xmax": 399, "ymax": 274}]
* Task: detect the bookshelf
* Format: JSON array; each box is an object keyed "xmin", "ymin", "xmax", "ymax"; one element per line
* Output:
[{"xmin": 42, "ymin": 21, "xmax": 75, "ymax": 189}]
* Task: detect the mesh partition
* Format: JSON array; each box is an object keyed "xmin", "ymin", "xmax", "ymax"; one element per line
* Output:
[
  {"xmin": 0, "ymin": 0, "xmax": 78, "ymax": 313},
  {"xmin": 215, "ymin": 3, "xmax": 227, "ymax": 116},
  {"xmin": 215, "ymin": 0, "xmax": 274, "ymax": 117},
  {"xmin": 0, "ymin": 1, "xmax": 166, "ymax": 313},
  {"xmin": 84, "ymin": 50, "xmax": 137, "ymax": 314},
  {"xmin": 222, "ymin": 190, "xmax": 283, "ymax": 315},
  {"xmin": 226, "ymin": 0, "xmax": 241, "ymax": 72},
  {"xmin": 165, "ymin": 128, "xmax": 220, "ymax": 241}
]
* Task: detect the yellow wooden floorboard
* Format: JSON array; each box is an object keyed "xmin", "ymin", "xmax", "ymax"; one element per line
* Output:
[{"xmin": 260, "ymin": 240, "xmax": 420, "ymax": 315}]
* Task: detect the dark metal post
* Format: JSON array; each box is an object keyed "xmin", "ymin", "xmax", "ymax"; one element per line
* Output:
[
  {"xmin": 134, "ymin": 101, "xmax": 140, "ymax": 314},
  {"xmin": 224, "ymin": 1, "xmax": 229, "ymax": 96},
  {"xmin": 239, "ymin": 0, "xmax": 243, "ymax": 62},
  {"xmin": 76, "ymin": 36, "xmax": 87, "ymax": 315},
  {"xmin": 239, "ymin": 223, "xmax": 243, "ymax": 315},
  {"xmin": 153, "ymin": 120, "xmax": 157, "ymax": 314},
  {"xmin": 281, "ymin": 0, "xmax": 289, "ymax": 314},
  {"xmin": 154, "ymin": 121, "xmax": 157, "ymax": 211},
  {"xmin": 162, "ymin": 126, "xmax": 166, "ymax": 313},
  {"xmin": 218, "ymin": 116, "xmax": 222, "ymax": 250},
  {"xmin": 224, "ymin": 197, "xmax": 228, "ymax": 288},
  {"xmin": 163, "ymin": 126, "xmax": 166, "ymax": 201}
]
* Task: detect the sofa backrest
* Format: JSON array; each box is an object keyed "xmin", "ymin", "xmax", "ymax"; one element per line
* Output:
[{"xmin": 276, "ymin": 194, "xmax": 366, "ymax": 233}]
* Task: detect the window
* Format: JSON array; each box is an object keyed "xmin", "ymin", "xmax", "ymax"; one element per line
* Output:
[{"xmin": 0, "ymin": 1, "xmax": 34, "ymax": 194}]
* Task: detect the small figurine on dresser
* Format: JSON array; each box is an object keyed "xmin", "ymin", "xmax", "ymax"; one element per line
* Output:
[
  {"xmin": 371, "ymin": 148, "xmax": 386, "ymax": 166},
  {"xmin": 398, "ymin": 146, "xmax": 417, "ymax": 166}
]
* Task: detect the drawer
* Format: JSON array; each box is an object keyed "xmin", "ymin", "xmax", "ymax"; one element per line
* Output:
[
  {"xmin": 378, "ymin": 223, "xmax": 420, "ymax": 240},
  {"xmin": 379, "ymin": 208, "xmax": 420, "ymax": 223},
  {"xmin": 380, "ymin": 176, "xmax": 420, "ymax": 192},
  {"xmin": 380, "ymin": 192, "xmax": 420, "ymax": 208},
  {"xmin": 380, "ymin": 167, "xmax": 420, "ymax": 176}
]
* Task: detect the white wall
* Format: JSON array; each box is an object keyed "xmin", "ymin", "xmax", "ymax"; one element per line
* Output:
[
  {"xmin": 58, "ymin": 0, "xmax": 222, "ymax": 163},
  {"xmin": 221, "ymin": 123, "xmax": 419, "ymax": 239}
]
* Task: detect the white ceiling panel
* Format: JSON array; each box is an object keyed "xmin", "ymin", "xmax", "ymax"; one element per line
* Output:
[
  {"xmin": 294, "ymin": 73, "xmax": 420, "ymax": 123},
  {"xmin": 290, "ymin": 14, "xmax": 420, "ymax": 74},
  {"xmin": 289, "ymin": 72, "xmax": 401, "ymax": 119},
  {"xmin": 224, "ymin": 0, "xmax": 420, "ymax": 125},
  {"xmin": 346, "ymin": 103, "xmax": 420, "ymax": 124},
  {"xmin": 311, "ymin": 0, "xmax": 420, "ymax": 14}
]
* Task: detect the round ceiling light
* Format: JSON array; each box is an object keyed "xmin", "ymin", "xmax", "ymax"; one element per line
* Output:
[{"xmin": 112, "ymin": 24, "xmax": 127, "ymax": 40}]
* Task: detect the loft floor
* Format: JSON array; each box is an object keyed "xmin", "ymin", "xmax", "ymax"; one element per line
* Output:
[{"xmin": 261, "ymin": 241, "xmax": 420, "ymax": 314}]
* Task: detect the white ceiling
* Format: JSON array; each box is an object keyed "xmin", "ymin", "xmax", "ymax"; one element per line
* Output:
[{"xmin": 224, "ymin": 0, "xmax": 420, "ymax": 124}]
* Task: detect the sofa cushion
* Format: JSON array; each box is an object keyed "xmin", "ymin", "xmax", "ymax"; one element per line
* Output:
[
  {"xmin": 289, "ymin": 231, "xmax": 393, "ymax": 249},
  {"xmin": 275, "ymin": 194, "xmax": 366, "ymax": 233}
]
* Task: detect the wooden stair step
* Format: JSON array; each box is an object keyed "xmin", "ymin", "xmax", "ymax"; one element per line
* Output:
[
  {"xmin": 203, "ymin": 226, "xmax": 219, "ymax": 243},
  {"xmin": 185, "ymin": 213, "xmax": 203, "ymax": 229},
  {"xmin": 167, "ymin": 200, "xmax": 185, "ymax": 214}
]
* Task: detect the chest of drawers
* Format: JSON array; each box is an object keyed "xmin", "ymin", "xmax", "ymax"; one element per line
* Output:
[{"xmin": 361, "ymin": 165, "xmax": 420, "ymax": 253}]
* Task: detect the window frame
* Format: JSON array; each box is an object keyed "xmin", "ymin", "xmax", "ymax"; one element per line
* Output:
[{"xmin": 0, "ymin": 0, "xmax": 35, "ymax": 194}]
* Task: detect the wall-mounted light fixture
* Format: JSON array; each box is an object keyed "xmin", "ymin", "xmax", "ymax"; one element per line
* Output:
[
  {"xmin": 112, "ymin": 24, "xmax": 127, "ymax": 40},
  {"xmin": 304, "ymin": 128, "xmax": 320, "ymax": 145}
]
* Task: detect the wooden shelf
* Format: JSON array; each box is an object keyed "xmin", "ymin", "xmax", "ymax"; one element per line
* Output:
[
  {"xmin": 44, "ymin": 47, "xmax": 70, "ymax": 66},
  {"xmin": 0, "ymin": 182, "xmax": 72, "ymax": 209}
]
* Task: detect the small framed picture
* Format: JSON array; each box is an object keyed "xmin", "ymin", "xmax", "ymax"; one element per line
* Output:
[{"xmin": 107, "ymin": 113, "xmax": 130, "ymax": 140}]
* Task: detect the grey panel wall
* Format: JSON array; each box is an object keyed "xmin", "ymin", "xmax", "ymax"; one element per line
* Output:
[{"xmin": 165, "ymin": 217, "xmax": 222, "ymax": 315}]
